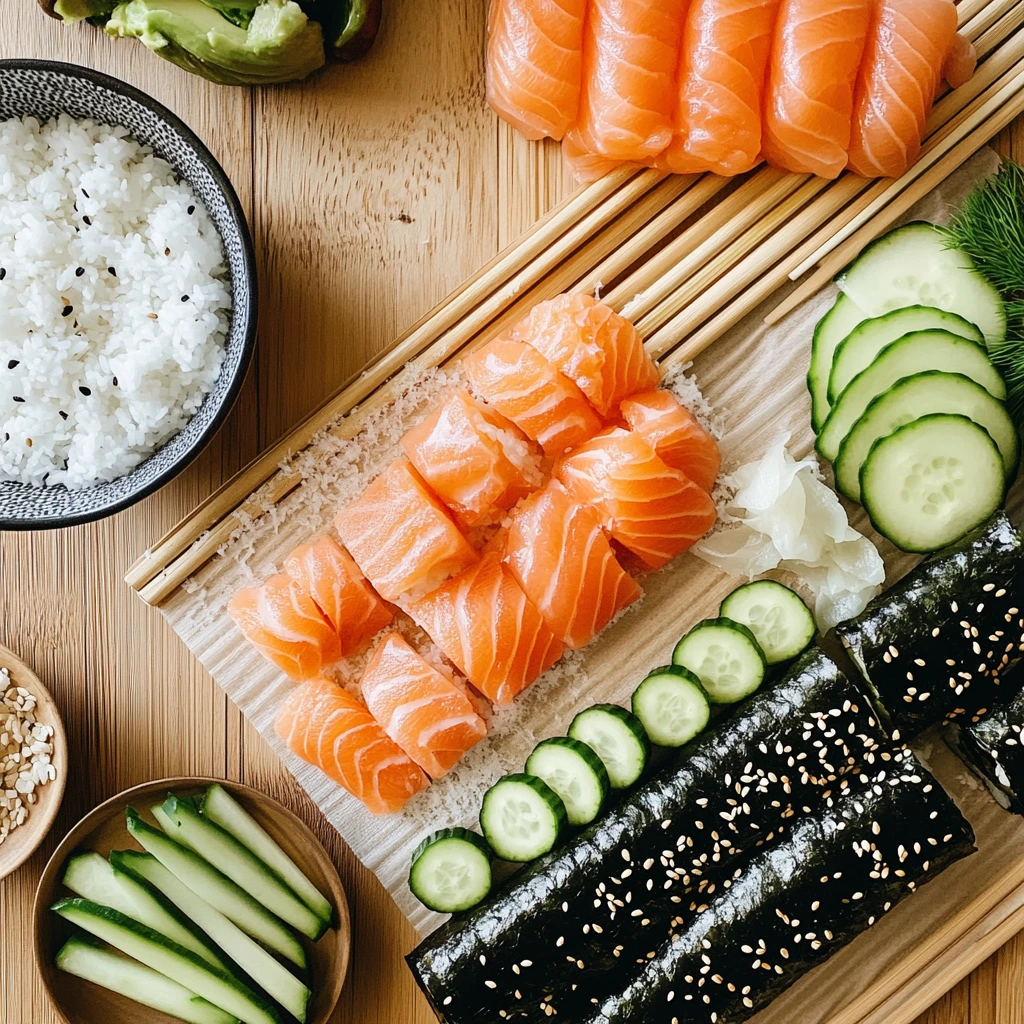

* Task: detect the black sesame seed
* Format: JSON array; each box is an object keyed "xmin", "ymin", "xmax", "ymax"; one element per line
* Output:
[
  {"xmin": 181, "ymin": 295, "xmax": 189, "ymax": 302},
  {"xmin": 187, "ymin": 205, "xmax": 195, "ymax": 215},
  {"xmin": 59, "ymin": 410, "xmax": 68, "ymax": 420},
  {"xmin": 0, "ymin": 268, "xmax": 6, "ymax": 280},
  {"xmin": 7, "ymin": 359, "xmax": 18, "ymax": 370},
  {"xmin": 82, "ymin": 215, "xmax": 92, "ymax": 226},
  {"xmin": 12, "ymin": 396, "xmax": 24, "ymax": 403},
  {"xmin": 164, "ymin": 248, "xmax": 171, "ymax": 256},
  {"xmin": 75, "ymin": 266, "xmax": 85, "ymax": 277},
  {"xmin": 79, "ymin": 386, "xmax": 91, "ymax": 396},
  {"xmin": 108, "ymin": 267, "xmax": 117, "ymax": 277},
  {"xmin": 81, "ymin": 188, "xmax": 90, "ymax": 198},
  {"xmin": 62, "ymin": 305, "xmax": 73, "ymax": 317},
  {"xmin": 112, "ymin": 376, "xmax": 118, "ymax": 387}
]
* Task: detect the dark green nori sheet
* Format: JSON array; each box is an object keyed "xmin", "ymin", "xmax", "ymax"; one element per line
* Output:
[{"xmin": 956, "ymin": 683, "xmax": 1024, "ymax": 813}]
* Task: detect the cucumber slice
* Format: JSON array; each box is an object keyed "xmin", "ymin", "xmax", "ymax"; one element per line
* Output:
[
  {"xmin": 630, "ymin": 667, "xmax": 710, "ymax": 747},
  {"xmin": 51, "ymin": 899, "xmax": 282, "ymax": 1024},
  {"xmin": 809, "ymin": 292, "xmax": 867, "ymax": 432},
  {"xmin": 408, "ymin": 828, "xmax": 492, "ymax": 914},
  {"xmin": 828, "ymin": 305, "xmax": 984, "ymax": 404},
  {"xmin": 719, "ymin": 581, "xmax": 816, "ymax": 665},
  {"xmin": 126, "ymin": 808, "xmax": 307, "ymax": 969},
  {"xmin": 201, "ymin": 784, "xmax": 333, "ymax": 927},
  {"xmin": 836, "ymin": 222, "xmax": 1006, "ymax": 348},
  {"xmin": 479, "ymin": 774, "xmax": 568, "ymax": 862},
  {"xmin": 111, "ymin": 851, "xmax": 311, "ymax": 1023},
  {"xmin": 55, "ymin": 935, "xmax": 238, "ymax": 1024},
  {"xmin": 835, "ymin": 371, "xmax": 1020, "ymax": 501},
  {"xmin": 525, "ymin": 737, "xmax": 610, "ymax": 826},
  {"xmin": 860, "ymin": 414, "xmax": 1006, "ymax": 553},
  {"xmin": 567, "ymin": 704, "xmax": 651, "ymax": 790},
  {"xmin": 672, "ymin": 617, "xmax": 766, "ymax": 704},
  {"xmin": 160, "ymin": 794, "xmax": 326, "ymax": 941},
  {"xmin": 62, "ymin": 851, "xmax": 233, "ymax": 975},
  {"xmin": 817, "ymin": 330, "xmax": 1006, "ymax": 463}
]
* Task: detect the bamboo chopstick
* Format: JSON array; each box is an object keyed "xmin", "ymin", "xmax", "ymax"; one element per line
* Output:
[
  {"xmin": 958, "ymin": 0, "xmax": 994, "ymax": 26},
  {"xmin": 961, "ymin": 0, "xmax": 1018, "ymax": 40}
]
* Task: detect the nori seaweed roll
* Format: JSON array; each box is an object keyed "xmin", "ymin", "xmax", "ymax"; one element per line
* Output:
[
  {"xmin": 952, "ymin": 682, "xmax": 1024, "ymax": 813},
  {"xmin": 837, "ymin": 512, "xmax": 1024, "ymax": 738},
  {"xmin": 579, "ymin": 750, "xmax": 974, "ymax": 1024},
  {"xmin": 407, "ymin": 649, "xmax": 892, "ymax": 1023}
]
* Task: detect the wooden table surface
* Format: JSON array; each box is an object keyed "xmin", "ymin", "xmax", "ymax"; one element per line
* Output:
[{"xmin": 2, "ymin": 3, "xmax": 1023, "ymax": 1022}]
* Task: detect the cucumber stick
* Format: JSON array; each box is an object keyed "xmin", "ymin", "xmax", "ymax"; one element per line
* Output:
[
  {"xmin": 126, "ymin": 808, "xmax": 307, "ymax": 969},
  {"xmin": 111, "ymin": 851, "xmax": 312, "ymax": 1024},
  {"xmin": 51, "ymin": 898, "xmax": 282, "ymax": 1024},
  {"xmin": 55, "ymin": 935, "xmax": 239, "ymax": 1024},
  {"xmin": 160, "ymin": 794, "xmax": 327, "ymax": 940},
  {"xmin": 201, "ymin": 784, "xmax": 333, "ymax": 926}
]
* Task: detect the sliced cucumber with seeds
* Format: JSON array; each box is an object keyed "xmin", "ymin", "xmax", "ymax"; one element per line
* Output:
[
  {"xmin": 525, "ymin": 737, "xmax": 610, "ymax": 826},
  {"xmin": 860, "ymin": 414, "xmax": 1006, "ymax": 553},
  {"xmin": 567, "ymin": 704, "xmax": 651, "ymax": 790},
  {"xmin": 808, "ymin": 292, "xmax": 866, "ymax": 432},
  {"xmin": 480, "ymin": 774, "xmax": 568, "ymax": 862},
  {"xmin": 631, "ymin": 667, "xmax": 709, "ymax": 747},
  {"xmin": 409, "ymin": 828, "xmax": 492, "ymax": 914},
  {"xmin": 672, "ymin": 617, "xmax": 766, "ymax": 704},
  {"xmin": 719, "ymin": 581, "xmax": 816, "ymax": 665}
]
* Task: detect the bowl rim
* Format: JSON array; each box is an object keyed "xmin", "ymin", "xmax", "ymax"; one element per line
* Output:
[{"xmin": 0, "ymin": 58, "xmax": 259, "ymax": 531}]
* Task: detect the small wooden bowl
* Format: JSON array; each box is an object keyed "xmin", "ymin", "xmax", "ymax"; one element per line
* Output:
[
  {"xmin": 0, "ymin": 643, "xmax": 67, "ymax": 881},
  {"xmin": 34, "ymin": 777, "xmax": 351, "ymax": 1024}
]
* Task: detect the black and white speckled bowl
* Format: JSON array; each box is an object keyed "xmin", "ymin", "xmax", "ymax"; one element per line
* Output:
[{"xmin": 0, "ymin": 60, "xmax": 257, "ymax": 530}]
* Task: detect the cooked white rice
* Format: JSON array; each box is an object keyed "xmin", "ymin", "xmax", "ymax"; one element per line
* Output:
[{"xmin": 0, "ymin": 113, "xmax": 231, "ymax": 489}]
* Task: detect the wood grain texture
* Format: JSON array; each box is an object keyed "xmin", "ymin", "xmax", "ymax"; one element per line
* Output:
[{"xmin": 0, "ymin": 2, "xmax": 1021, "ymax": 1024}]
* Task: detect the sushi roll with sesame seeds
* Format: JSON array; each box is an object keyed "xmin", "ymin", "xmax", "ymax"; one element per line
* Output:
[
  {"xmin": 406, "ymin": 648, "xmax": 892, "ymax": 1023},
  {"xmin": 579, "ymin": 751, "xmax": 974, "ymax": 1024},
  {"xmin": 837, "ymin": 511, "xmax": 1024, "ymax": 738},
  {"xmin": 951, "ymin": 682, "xmax": 1024, "ymax": 814}
]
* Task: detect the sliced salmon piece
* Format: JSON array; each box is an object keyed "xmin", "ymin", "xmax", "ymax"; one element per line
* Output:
[
  {"xmin": 847, "ymin": 0, "xmax": 960, "ymax": 178},
  {"xmin": 335, "ymin": 459, "xmax": 479, "ymax": 603},
  {"xmin": 283, "ymin": 536, "xmax": 393, "ymax": 657},
  {"xmin": 620, "ymin": 389, "xmax": 721, "ymax": 492},
  {"xmin": 486, "ymin": 0, "xmax": 588, "ymax": 141},
  {"xmin": 514, "ymin": 293, "xmax": 660, "ymax": 417},
  {"xmin": 408, "ymin": 552, "xmax": 564, "ymax": 705},
  {"xmin": 358, "ymin": 633, "xmax": 487, "ymax": 779},
  {"xmin": 556, "ymin": 427, "xmax": 718, "ymax": 570},
  {"xmin": 276, "ymin": 676, "xmax": 429, "ymax": 815},
  {"xmin": 762, "ymin": 0, "xmax": 873, "ymax": 178},
  {"xmin": 504, "ymin": 480, "xmax": 641, "ymax": 649},
  {"xmin": 662, "ymin": 0, "xmax": 782, "ymax": 176},
  {"xmin": 565, "ymin": 0, "xmax": 687, "ymax": 163},
  {"xmin": 229, "ymin": 574, "xmax": 341, "ymax": 681},
  {"xmin": 561, "ymin": 124, "xmax": 626, "ymax": 182},
  {"xmin": 462, "ymin": 336, "xmax": 603, "ymax": 456},
  {"xmin": 401, "ymin": 389, "xmax": 543, "ymax": 529},
  {"xmin": 943, "ymin": 32, "xmax": 977, "ymax": 90}
]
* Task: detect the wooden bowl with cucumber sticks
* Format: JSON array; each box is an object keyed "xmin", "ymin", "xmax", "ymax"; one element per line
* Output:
[{"xmin": 33, "ymin": 777, "xmax": 350, "ymax": 1024}]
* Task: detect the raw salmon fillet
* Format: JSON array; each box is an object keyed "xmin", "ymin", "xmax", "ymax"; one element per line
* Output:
[
  {"xmin": 762, "ymin": 0, "xmax": 873, "ymax": 178},
  {"xmin": 408, "ymin": 552, "xmax": 564, "ymax": 705},
  {"xmin": 276, "ymin": 676, "xmax": 429, "ymax": 815},
  {"xmin": 401, "ymin": 388, "xmax": 543, "ymax": 529},
  {"xmin": 283, "ymin": 536, "xmax": 393, "ymax": 657},
  {"xmin": 229, "ymin": 574, "xmax": 341, "ymax": 681},
  {"xmin": 504, "ymin": 480, "xmax": 641, "ymax": 649},
  {"xmin": 662, "ymin": 0, "xmax": 782, "ymax": 176},
  {"xmin": 486, "ymin": 0, "xmax": 588, "ymax": 141},
  {"xmin": 359, "ymin": 633, "xmax": 487, "ymax": 779},
  {"xmin": 462, "ymin": 336, "xmax": 603, "ymax": 456},
  {"xmin": 847, "ymin": 0, "xmax": 960, "ymax": 178},
  {"xmin": 561, "ymin": 123, "xmax": 625, "ymax": 182},
  {"xmin": 620, "ymin": 389, "xmax": 721, "ymax": 492},
  {"xmin": 335, "ymin": 459, "xmax": 478, "ymax": 603},
  {"xmin": 514, "ymin": 293, "xmax": 660, "ymax": 417},
  {"xmin": 565, "ymin": 0, "xmax": 688, "ymax": 163},
  {"xmin": 556, "ymin": 427, "xmax": 719, "ymax": 569},
  {"xmin": 943, "ymin": 32, "xmax": 977, "ymax": 90}
]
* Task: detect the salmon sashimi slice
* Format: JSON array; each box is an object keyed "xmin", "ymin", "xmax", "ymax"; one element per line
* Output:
[
  {"xmin": 358, "ymin": 633, "xmax": 487, "ymax": 779},
  {"xmin": 462, "ymin": 336, "xmax": 603, "ymax": 456},
  {"xmin": 761, "ymin": 0, "xmax": 873, "ymax": 179},
  {"xmin": 401, "ymin": 389, "xmax": 543, "ymax": 529},
  {"xmin": 504, "ymin": 480, "xmax": 641, "ymax": 649},
  {"xmin": 486, "ymin": 0, "xmax": 588, "ymax": 142},
  {"xmin": 620, "ymin": 389, "xmax": 721, "ymax": 492},
  {"xmin": 662, "ymin": 0, "xmax": 782, "ymax": 176},
  {"xmin": 276, "ymin": 676, "xmax": 429, "ymax": 815},
  {"xmin": 335, "ymin": 459, "xmax": 479, "ymax": 603},
  {"xmin": 846, "ymin": 0, "xmax": 960, "ymax": 179},
  {"xmin": 283, "ymin": 536, "xmax": 393, "ymax": 657},
  {"xmin": 943, "ymin": 32, "xmax": 977, "ymax": 90},
  {"xmin": 556, "ymin": 427, "xmax": 719, "ymax": 570},
  {"xmin": 514, "ymin": 293, "xmax": 660, "ymax": 417},
  {"xmin": 229, "ymin": 574, "xmax": 342, "ymax": 681},
  {"xmin": 408, "ymin": 552, "xmax": 564, "ymax": 705},
  {"xmin": 561, "ymin": 124, "xmax": 626, "ymax": 182},
  {"xmin": 565, "ymin": 0, "xmax": 688, "ymax": 163}
]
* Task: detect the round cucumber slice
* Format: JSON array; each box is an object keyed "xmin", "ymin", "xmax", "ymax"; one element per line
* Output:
[
  {"xmin": 631, "ymin": 666, "xmax": 710, "ymax": 747},
  {"xmin": 672, "ymin": 617, "xmax": 767, "ymax": 704},
  {"xmin": 525, "ymin": 737, "xmax": 610, "ymax": 827},
  {"xmin": 860, "ymin": 414, "xmax": 1006, "ymax": 553},
  {"xmin": 567, "ymin": 704, "xmax": 650, "ymax": 790},
  {"xmin": 809, "ymin": 292, "xmax": 866, "ymax": 433},
  {"xmin": 719, "ymin": 581, "xmax": 816, "ymax": 665},
  {"xmin": 480, "ymin": 774, "xmax": 568, "ymax": 862},
  {"xmin": 409, "ymin": 828, "xmax": 492, "ymax": 914}
]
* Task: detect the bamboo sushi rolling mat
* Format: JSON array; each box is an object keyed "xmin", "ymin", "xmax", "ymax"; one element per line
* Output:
[{"xmin": 5, "ymin": 1, "xmax": 1024, "ymax": 1023}]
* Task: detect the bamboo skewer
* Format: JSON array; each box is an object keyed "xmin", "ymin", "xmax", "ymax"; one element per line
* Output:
[
  {"xmin": 961, "ymin": 0, "xmax": 1018, "ymax": 40},
  {"xmin": 958, "ymin": 0, "xmax": 993, "ymax": 26}
]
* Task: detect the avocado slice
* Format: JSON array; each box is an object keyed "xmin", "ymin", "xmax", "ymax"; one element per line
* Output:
[
  {"xmin": 44, "ymin": 0, "xmax": 118, "ymax": 22},
  {"xmin": 302, "ymin": 0, "xmax": 381, "ymax": 61}
]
